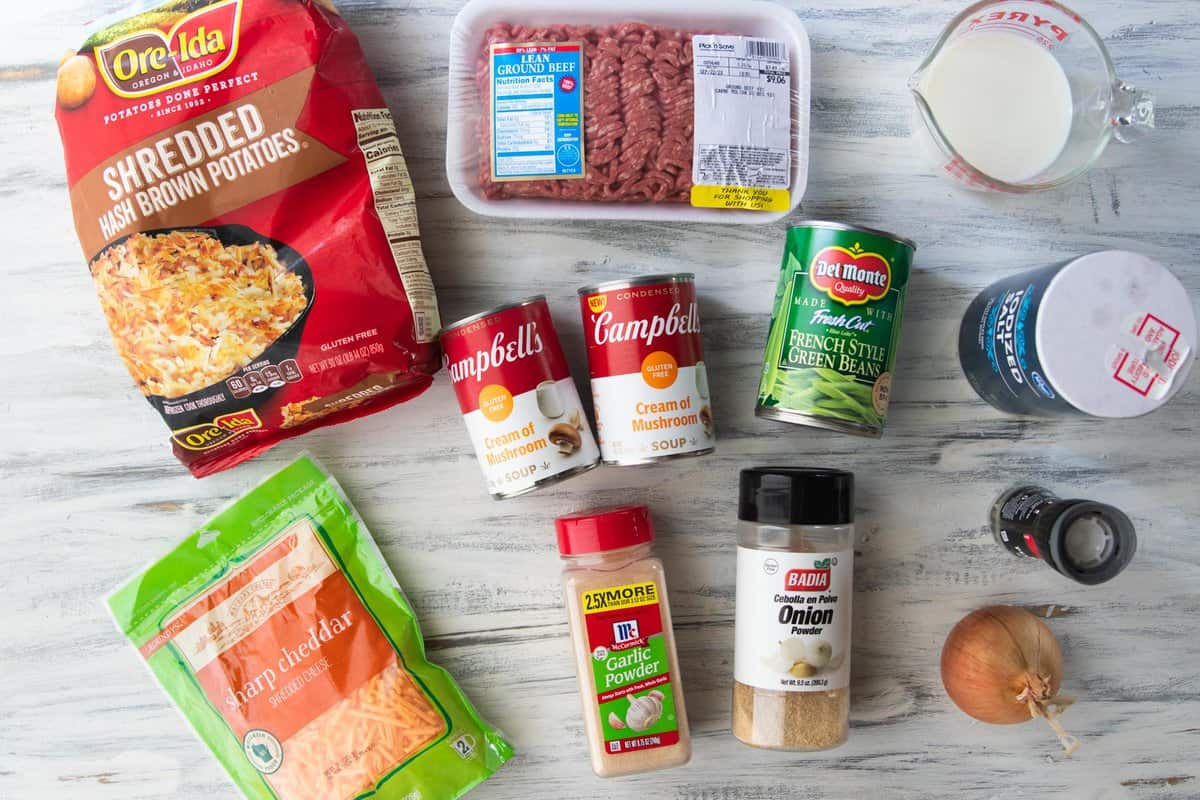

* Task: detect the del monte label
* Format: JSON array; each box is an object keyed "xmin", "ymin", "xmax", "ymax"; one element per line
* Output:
[{"xmin": 808, "ymin": 243, "xmax": 892, "ymax": 306}]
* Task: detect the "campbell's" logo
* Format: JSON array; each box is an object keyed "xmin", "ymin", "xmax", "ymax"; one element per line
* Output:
[
  {"xmin": 784, "ymin": 563, "xmax": 831, "ymax": 592},
  {"xmin": 591, "ymin": 302, "xmax": 700, "ymax": 348},
  {"xmin": 808, "ymin": 244, "xmax": 892, "ymax": 306},
  {"xmin": 444, "ymin": 322, "xmax": 544, "ymax": 384},
  {"xmin": 96, "ymin": 0, "xmax": 242, "ymax": 99}
]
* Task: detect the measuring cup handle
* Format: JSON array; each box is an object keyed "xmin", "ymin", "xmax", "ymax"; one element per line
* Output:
[{"xmin": 1111, "ymin": 81, "xmax": 1155, "ymax": 143}]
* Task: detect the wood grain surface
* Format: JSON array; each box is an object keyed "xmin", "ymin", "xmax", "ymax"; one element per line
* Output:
[{"xmin": 1, "ymin": 1, "xmax": 1198, "ymax": 798}]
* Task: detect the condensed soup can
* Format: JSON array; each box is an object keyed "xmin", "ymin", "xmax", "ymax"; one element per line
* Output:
[
  {"xmin": 959, "ymin": 251, "xmax": 1196, "ymax": 417},
  {"xmin": 757, "ymin": 222, "xmax": 916, "ymax": 438},
  {"xmin": 441, "ymin": 296, "xmax": 600, "ymax": 499},
  {"xmin": 578, "ymin": 274, "xmax": 714, "ymax": 464}
]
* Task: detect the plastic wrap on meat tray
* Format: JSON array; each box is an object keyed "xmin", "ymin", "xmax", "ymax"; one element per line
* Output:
[{"xmin": 447, "ymin": 0, "xmax": 811, "ymax": 223}]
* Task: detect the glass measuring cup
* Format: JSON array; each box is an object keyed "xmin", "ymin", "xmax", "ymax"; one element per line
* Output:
[{"xmin": 910, "ymin": 0, "xmax": 1154, "ymax": 192}]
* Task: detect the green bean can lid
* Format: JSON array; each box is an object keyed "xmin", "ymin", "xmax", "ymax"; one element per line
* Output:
[
  {"xmin": 790, "ymin": 220, "xmax": 917, "ymax": 251},
  {"xmin": 739, "ymin": 467, "xmax": 854, "ymax": 525}
]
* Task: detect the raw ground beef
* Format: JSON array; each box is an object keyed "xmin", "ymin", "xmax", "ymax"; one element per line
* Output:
[{"xmin": 478, "ymin": 23, "xmax": 697, "ymax": 203}]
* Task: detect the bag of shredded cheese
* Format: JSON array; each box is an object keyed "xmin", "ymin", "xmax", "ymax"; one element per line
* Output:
[{"xmin": 106, "ymin": 455, "xmax": 512, "ymax": 799}]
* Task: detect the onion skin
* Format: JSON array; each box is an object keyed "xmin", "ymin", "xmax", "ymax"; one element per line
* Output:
[{"xmin": 941, "ymin": 606, "xmax": 1064, "ymax": 724}]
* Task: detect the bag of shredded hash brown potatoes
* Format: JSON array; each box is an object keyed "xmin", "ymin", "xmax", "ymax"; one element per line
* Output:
[
  {"xmin": 56, "ymin": 0, "xmax": 442, "ymax": 477},
  {"xmin": 106, "ymin": 456, "xmax": 513, "ymax": 799}
]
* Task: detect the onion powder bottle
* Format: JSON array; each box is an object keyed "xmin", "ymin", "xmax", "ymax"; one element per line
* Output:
[{"xmin": 733, "ymin": 468, "xmax": 855, "ymax": 750}]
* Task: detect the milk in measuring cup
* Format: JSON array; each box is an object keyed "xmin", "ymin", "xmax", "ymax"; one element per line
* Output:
[{"xmin": 918, "ymin": 31, "xmax": 1073, "ymax": 184}]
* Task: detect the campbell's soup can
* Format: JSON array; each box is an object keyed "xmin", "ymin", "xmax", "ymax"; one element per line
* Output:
[
  {"xmin": 959, "ymin": 251, "xmax": 1196, "ymax": 417},
  {"xmin": 578, "ymin": 274, "xmax": 714, "ymax": 464},
  {"xmin": 441, "ymin": 296, "xmax": 600, "ymax": 499}
]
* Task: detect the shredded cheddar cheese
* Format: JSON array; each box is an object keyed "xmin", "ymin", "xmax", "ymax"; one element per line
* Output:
[{"xmin": 107, "ymin": 456, "xmax": 513, "ymax": 799}]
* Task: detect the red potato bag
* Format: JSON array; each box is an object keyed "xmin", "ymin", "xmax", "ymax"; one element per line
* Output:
[{"xmin": 55, "ymin": 0, "xmax": 442, "ymax": 476}]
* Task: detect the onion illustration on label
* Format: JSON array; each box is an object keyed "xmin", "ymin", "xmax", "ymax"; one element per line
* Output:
[{"xmin": 762, "ymin": 637, "xmax": 841, "ymax": 677}]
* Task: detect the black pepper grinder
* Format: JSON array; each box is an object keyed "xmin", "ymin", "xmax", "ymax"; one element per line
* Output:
[{"xmin": 991, "ymin": 485, "xmax": 1137, "ymax": 585}]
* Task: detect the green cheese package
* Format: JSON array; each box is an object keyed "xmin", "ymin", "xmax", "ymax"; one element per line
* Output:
[{"xmin": 106, "ymin": 455, "xmax": 513, "ymax": 800}]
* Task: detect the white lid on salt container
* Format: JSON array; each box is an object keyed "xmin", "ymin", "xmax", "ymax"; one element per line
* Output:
[{"xmin": 1037, "ymin": 250, "xmax": 1196, "ymax": 418}]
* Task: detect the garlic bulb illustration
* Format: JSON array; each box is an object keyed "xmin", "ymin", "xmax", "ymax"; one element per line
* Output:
[{"xmin": 625, "ymin": 693, "xmax": 664, "ymax": 731}]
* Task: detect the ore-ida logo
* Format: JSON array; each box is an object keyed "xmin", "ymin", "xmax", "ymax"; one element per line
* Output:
[
  {"xmin": 95, "ymin": 0, "xmax": 243, "ymax": 100},
  {"xmin": 172, "ymin": 408, "xmax": 262, "ymax": 451},
  {"xmin": 807, "ymin": 243, "xmax": 892, "ymax": 307}
]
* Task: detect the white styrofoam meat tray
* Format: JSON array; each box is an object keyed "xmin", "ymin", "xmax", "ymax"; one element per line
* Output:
[{"xmin": 446, "ymin": 0, "xmax": 811, "ymax": 224}]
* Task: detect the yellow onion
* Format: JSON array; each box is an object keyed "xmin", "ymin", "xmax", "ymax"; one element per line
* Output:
[{"xmin": 941, "ymin": 605, "xmax": 1079, "ymax": 753}]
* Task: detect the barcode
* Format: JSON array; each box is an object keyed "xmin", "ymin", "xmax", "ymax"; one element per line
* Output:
[
  {"xmin": 415, "ymin": 312, "xmax": 428, "ymax": 340},
  {"xmin": 745, "ymin": 39, "xmax": 784, "ymax": 60}
]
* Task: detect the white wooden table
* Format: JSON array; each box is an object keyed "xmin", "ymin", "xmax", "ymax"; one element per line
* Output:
[{"xmin": 2, "ymin": 1, "xmax": 1198, "ymax": 798}]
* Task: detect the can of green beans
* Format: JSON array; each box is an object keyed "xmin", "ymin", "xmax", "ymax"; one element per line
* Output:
[{"xmin": 757, "ymin": 222, "xmax": 916, "ymax": 438}]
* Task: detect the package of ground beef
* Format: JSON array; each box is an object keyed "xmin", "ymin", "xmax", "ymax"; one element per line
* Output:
[
  {"xmin": 446, "ymin": 0, "xmax": 811, "ymax": 223},
  {"xmin": 55, "ymin": 0, "xmax": 442, "ymax": 477}
]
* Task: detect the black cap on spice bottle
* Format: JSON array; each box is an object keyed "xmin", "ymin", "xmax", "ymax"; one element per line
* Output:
[{"xmin": 738, "ymin": 467, "xmax": 854, "ymax": 525}]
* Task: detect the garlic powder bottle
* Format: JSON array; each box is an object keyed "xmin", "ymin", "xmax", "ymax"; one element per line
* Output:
[
  {"xmin": 733, "ymin": 468, "xmax": 854, "ymax": 750},
  {"xmin": 556, "ymin": 506, "xmax": 691, "ymax": 776}
]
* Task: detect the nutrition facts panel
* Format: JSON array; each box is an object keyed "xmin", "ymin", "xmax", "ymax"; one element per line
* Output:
[
  {"xmin": 692, "ymin": 35, "xmax": 792, "ymax": 191},
  {"xmin": 354, "ymin": 108, "xmax": 441, "ymax": 342},
  {"xmin": 490, "ymin": 42, "xmax": 585, "ymax": 181}
]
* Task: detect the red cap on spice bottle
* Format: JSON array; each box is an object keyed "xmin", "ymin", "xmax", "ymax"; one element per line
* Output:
[{"xmin": 555, "ymin": 505, "xmax": 654, "ymax": 555}]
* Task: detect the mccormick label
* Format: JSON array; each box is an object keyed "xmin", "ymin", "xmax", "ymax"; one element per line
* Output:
[
  {"xmin": 757, "ymin": 224, "xmax": 914, "ymax": 437},
  {"xmin": 993, "ymin": 485, "xmax": 1059, "ymax": 559},
  {"xmin": 733, "ymin": 548, "xmax": 853, "ymax": 692},
  {"xmin": 579, "ymin": 276, "xmax": 714, "ymax": 464},
  {"xmin": 441, "ymin": 298, "xmax": 599, "ymax": 498},
  {"xmin": 582, "ymin": 581, "xmax": 681, "ymax": 753}
]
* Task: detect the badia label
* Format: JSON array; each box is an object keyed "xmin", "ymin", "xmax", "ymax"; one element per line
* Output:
[
  {"xmin": 582, "ymin": 581, "xmax": 681, "ymax": 754},
  {"xmin": 757, "ymin": 224, "xmax": 914, "ymax": 436},
  {"xmin": 734, "ymin": 549, "xmax": 853, "ymax": 692}
]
